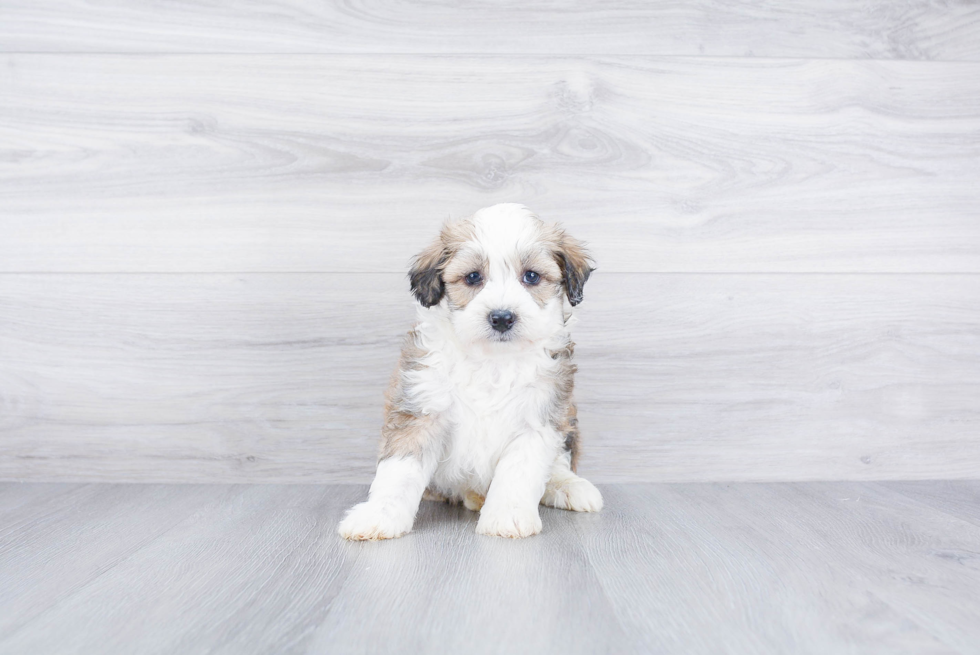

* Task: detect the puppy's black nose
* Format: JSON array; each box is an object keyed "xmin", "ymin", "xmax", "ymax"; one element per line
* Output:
[{"xmin": 488, "ymin": 309, "xmax": 516, "ymax": 333}]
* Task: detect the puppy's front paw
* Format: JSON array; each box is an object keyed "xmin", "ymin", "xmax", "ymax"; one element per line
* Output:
[
  {"xmin": 476, "ymin": 505, "xmax": 542, "ymax": 539},
  {"xmin": 338, "ymin": 501, "xmax": 414, "ymax": 541},
  {"xmin": 542, "ymin": 477, "xmax": 604, "ymax": 512}
]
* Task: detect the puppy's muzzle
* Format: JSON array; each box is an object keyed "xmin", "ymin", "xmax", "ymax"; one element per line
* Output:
[{"xmin": 488, "ymin": 309, "xmax": 516, "ymax": 333}]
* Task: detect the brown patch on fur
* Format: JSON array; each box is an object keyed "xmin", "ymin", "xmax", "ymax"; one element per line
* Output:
[
  {"xmin": 408, "ymin": 219, "xmax": 477, "ymax": 308},
  {"xmin": 538, "ymin": 223, "xmax": 594, "ymax": 306},
  {"xmin": 463, "ymin": 491, "xmax": 486, "ymax": 512},
  {"xmin": 548, "ymin": 339, "xmax": 581, "ymax": 471},
  {"xmin": 555, "ymin": 234, "xmax": 593, "ymax": 306},
  {"xmin": 379, "ymin": 329, "xmax": 441, "ymax": 459},
  {"xmin": 422, "ymin": 488, "xmax": 449, "ymax": 502},
  {"xmin": 557, "ymin": 403, "xmax": 581, "ymax": 472},
  {"xmin": 443, "ymin": 280, "xmax": 481, "ymax": 310},
  {"xmin": 519, "ymin": 248, "xmax": 563, "ymax": 307},
  {"xmin": 442, "ymin": 246, "xmax": 487, "ymax": 310},
  {"xmin": 408, "ymin": 239, "xmax": 446, "ymax": 308}
]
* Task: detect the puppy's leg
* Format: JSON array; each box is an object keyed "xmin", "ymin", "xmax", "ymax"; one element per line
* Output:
[
  {"xmin": 540, "ymin": 451, "xmax": 603, "ymax": 512},
  {"xmin": 476, "ymin": 432, "xmax": 553, "ymax": 538},
  {"xmin": 340, "ymin": 340, "xmax": 442, "ymax": 541},
  {"xmin": 338, "ymin": 455, "xmax": 435, "ymax": 541}
]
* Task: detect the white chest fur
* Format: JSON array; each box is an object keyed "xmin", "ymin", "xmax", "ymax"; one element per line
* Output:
[{"xmin": 407, "ymin": 308, "xmax": 567, "ymax": 496}]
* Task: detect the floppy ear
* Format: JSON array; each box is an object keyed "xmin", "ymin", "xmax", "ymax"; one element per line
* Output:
[
  {"xmin": 408, "ymin": 236, "xmax": 448, "ymax": 308},
  {"xmin": 555, "ymin": 234, "xmax": 594, "ymax": 307}
]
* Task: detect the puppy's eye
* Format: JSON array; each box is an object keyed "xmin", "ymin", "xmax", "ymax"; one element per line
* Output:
[
  {"xmin": 522, "ymin": 270, "xmax": 541, "ymax": 285},
  {"xmin": 464, "ymin": 271, "xmax": 483, "ymax": 286}
]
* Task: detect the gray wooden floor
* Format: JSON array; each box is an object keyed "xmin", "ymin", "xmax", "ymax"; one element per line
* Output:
[{"xmin": 2, "ymin": 482, "xmax": 980, "ymax": 654}]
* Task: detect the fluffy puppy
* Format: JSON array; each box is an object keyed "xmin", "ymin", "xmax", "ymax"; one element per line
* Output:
[{"xmin": 338, "ymin": 203, "xmax": 602, "ymax": 540}]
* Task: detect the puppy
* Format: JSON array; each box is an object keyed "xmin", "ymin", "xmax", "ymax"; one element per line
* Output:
[{"xmin": 338, "ymin": 203, "xmax": 602, "ymax": 540}]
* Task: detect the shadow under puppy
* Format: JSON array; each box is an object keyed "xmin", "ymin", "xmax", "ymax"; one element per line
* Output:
[{"xmin": 339, "ymin": 203, "xmax": 602, "ymax": 540}]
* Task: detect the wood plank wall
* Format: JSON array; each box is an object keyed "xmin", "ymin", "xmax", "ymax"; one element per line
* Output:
[{"xmin": 1, "ymin": 2, "xmax": 979, "ymax": 482}]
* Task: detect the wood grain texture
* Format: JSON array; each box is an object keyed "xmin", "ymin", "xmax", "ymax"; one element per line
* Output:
[
  {"xmin": 3, "ymin": 55, "xmax": 980, "ymax": 273},
  {"xmin": 1, "ymin": 273, "xmax": 977, "ymax": 484},
  {"xmin": 0, "ymin": 484, "xmax": 367, "ymax": 652},
  {"xmin": 884, "ymin": 480, "xmax": 980, "ymax": 527},
  {"xmin": 0, "ymin": 483, "xmax": 220, "ymax": 636},
  {"xmin": 591, "ymin": 482, "xmax": 980, "ymax": 653},
  {"xmin": 1, "ymin": 1, "xmax": 979, "ymax": 59},
  {"xmin": 307, "ymin": 495, "xmax": 630, "ymax": 654},
  {"xmin": 2, "ymin": 481, "xmax": 980, "ymax": 654}
]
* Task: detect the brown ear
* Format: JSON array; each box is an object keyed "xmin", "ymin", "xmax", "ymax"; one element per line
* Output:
[
  {"xmin": 408, "ymin": 236, "xmax": 448, "ymax": 308},
  {"xmin": 408, "ymin": 220, "xmax": 474, "ymax": 307},
  {"xmin": 555, "ymin": 234, "xmax": 594, "ymax": 306}
]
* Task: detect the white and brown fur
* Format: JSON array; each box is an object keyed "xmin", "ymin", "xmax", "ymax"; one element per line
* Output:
[{"xmin": 338, "ymin": 203, "xmax": 602, "ymax": 540}]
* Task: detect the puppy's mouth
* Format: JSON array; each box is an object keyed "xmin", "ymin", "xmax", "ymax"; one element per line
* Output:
[{"xmin": 486, "ymin": 330, "xmax": 517, "ymax": 343}]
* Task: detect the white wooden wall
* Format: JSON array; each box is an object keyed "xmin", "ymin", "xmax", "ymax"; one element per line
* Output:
[{"xmin": 1, "ymin": 2, "xmax": 979, "ymax": 483}]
